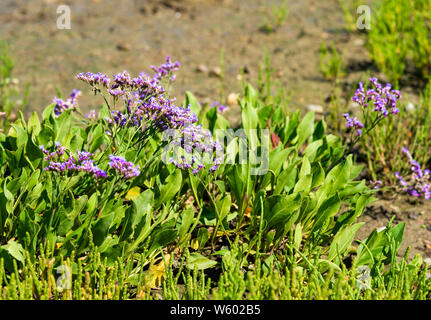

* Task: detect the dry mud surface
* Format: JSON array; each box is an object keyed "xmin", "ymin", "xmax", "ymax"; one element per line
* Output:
[{"xmin": 1, "ymin": 0, "xmax": 430, "ymax": 259}]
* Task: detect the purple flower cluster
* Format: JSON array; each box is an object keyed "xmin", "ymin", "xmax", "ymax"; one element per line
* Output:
[
  {"xmin": 108, "ymin": 155, "xmax": 141, "ymax": 179},
  {"xmin": 86, "ymin": 110, "xmax": 97, "ymax": 120},
  {"xmin": 76, "ymin": 56, "xmax": 188, "ymax": 131},
  {"xmin": 40, "ymin": 142, "xmax": 67, "ymax": 161},
  {"xmin": 343, "ymin": 113, "xmax": 364, "ymax": 136},
  {"xmin": 168, "ymin": 124, "xmax": 224, "ymax": 173},
  {"xmin": 369, "ymin": 180, "xmax": 383, "ymax": 190},
  {"xmin": 42, "ymin": 144, "xmax": 107, "ymax": 179},
  {"xmin": 76, "ymin": 59, "xmax": 175, "ymax": 98},
  {"xmin": 53, "ymin": 89, "xmax": 81, "ymax": 116},
  {"xmin": 352, "ymin": 78, "xmax": 401, "ymax": 117},
  {"xmin": 141, "ymin": 96, "xmax": 198, "ymax": 130},
  {"xmin": 210, "ymin": 101, "xmax": 229, "ymax": 113},
  {"xmin": 151, "ymin": 55, "xmax": 180, "ymax": 82},
  {"xmin": 108, "ymin": 95, "xmax": 198, "ymax": 131},
  {"xmin": 75, "ymin": 72, "xmax": 111, "ymax": 88},
  {"xmin": 395, "ymin": 147, "xmax": 430, "ymax": 200},
  {"xmin": 75, "ymin": 56, "xmax": 223, "ymax": 175}
]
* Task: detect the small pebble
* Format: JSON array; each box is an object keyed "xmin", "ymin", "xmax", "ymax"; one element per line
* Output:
[
  {"xmin": 406, "ymin": 102, "xmax": 415, "ymax": 112},
  {"xmin": 388, "ymin": 204, "xmax": 400, "ymax": 215},
  {"xmin": 407, "ymin": 212, "xmax": 418, "ymax": 220},
  {"xmin": 196, "ymin": 64, "xmax": 208, "ymax": 73},
  {"xmin": 209, "ymin": 66, "xmax": 222, "ymax": 77},
  {"xmin": 307, "ymin": 104, "xmax": 323, "ymax": 115},
  {"xmin": 227, "ymin": 93, "xmax": 239, "ymax": 106},
  {"xmin": 116, "ymin": 43, "xmax": 130, "ymax": 51},
  {"xmin": 353, "ymin": 38, "xmax": 365, "ymax": 46}
]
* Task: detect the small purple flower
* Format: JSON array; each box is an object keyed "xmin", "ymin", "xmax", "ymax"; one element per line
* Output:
[
  {"xmin": 40, "ymin": 142, "xmax": 66, "ymax": 161},
  {"xmin": 370, "ymin": 180, "xmax": 382, "ymax": 190},
  {"xmin": 53, "ymin": 89, "xmax": 81, "ymax": 116},
  {"xmin": 352, "ymin": 78, "xmax": 401, "ymax": 118},
  {"xmin": 343, "ymin": 113, "xmax": 363, "ymax": 135},
  {"xmin": 210, "ymin": 101, "xmax": 229, "ymax": 113},
  {"xmin": 108, "ymin": 155, "xmax": 140, "ymax": 179},
  {"xmin": 76, "ymin": 72, "xmax": 111, "ymax": 88},
  {"xmin": 108, "ymin": 88, "xmax": 126, "ymax": 97},
  {"xmin": 86, "ymin": 110, "xmax": 97, "ymax": 120},
  {"xmin": 395, "ymin": 147, "xmax": 430, "ymax": 200},
  {"xmin": 112, "ymin": 70, "xmax": 132, "ymax": 87},
  {"xmin": 168, "ymin": 124, "xmax": 224, "ymax": 174},
  {"xmin": 151, "ymin": 55, "xmax": 180, "ymax": 82},
  {"xmin": 43, "ymin": 144, "xmax": 107, "ymax": 179}
]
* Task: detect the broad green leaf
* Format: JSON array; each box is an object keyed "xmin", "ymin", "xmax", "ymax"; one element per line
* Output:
[
  {"xmin": 328, "ymin": 222, "xmax": 364, "ymax": 262},
  {"xmin": 293, "ymin": 173, "xmax": 312, "ymax": 195},
  {"xmin": 28, "ymin": 112, "xmax": 41, "ymax": 135},
  {"xmin": 185, "ymin": 91, "xmax": 201, "ymax": 117},
  {"xmin": 178, "ymin": 208, "xmax": 195, "ymax": 241},
  {"xmin": 241, "ymin": 102, "xmax": 258, "ymax": 133},
  {"xmin": 294, "ymin": 223, "xmax": 303, "ymax": 249},
  {"xmin": 296, "ymin": 111, "xmax": 314, "ymax": 146},
  {"xmin": 157, "ymin": 170, "xmax": 182, "ymax": 207},
  {"xmin": 149, "ymin": 229, "xmax": 178, "ymax": 253},
  {"xmin": 92, "ymin": 211, "xmax": 115, "ymax": 246},
  {"xmin": 216, "ymin": 194, "xmax": 231, "ymax": 222},
  {"xmin": 299, "ymin": 156, "xmax": 311, "ymax": 178},
  {"xmin": 197, "ymin": 228, "xmax": 209, "ymax": 249},
  {"xmin": 311, "ymin": 163, "xmax": 325, "ymax": 189},
  {"xmin": 263, "ymin": 194, "xmax": 301, "ymax": 230},
  {"xmin": 312, "ymin": 194, "xmax": 341, "ymax": 233},
  {"xmin": 274, "ymin": 165, "xmax": 297, "ymax": 194},
  {"xmin": 188, "ymin": 253, "xmax": 217, "ymax": 270}
]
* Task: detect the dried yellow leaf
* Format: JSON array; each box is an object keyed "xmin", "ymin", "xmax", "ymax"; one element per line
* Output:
[
  {"xmin": 190, "ymin": 238, "xmax": 199, "ymax": 250},
  {"xmin": 144, "ymin": 254, "xmax": 171, "ymax": 289},
  {"xmin": 125, "ymin": 186, "xmax": 141, "ymax": 201}
]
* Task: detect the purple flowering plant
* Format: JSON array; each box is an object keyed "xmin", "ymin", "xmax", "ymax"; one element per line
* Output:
[
  {"xmin": 77, "ymin": 57, "xmax": 222, "ymax": 175},
  {"xmin": 344, "ymin": 77, "xmax": 401, "ymax": 146},
  {"xmin": 338, "ymin": 78, "xmax": 401, "ymax": 171},
  {"xmin": 44, "ymin": 55, "xmax": 225, "ymax": 191},
  {"xmin": 394, "ymin": 147, "xmax": 430, "ymax": 201}
]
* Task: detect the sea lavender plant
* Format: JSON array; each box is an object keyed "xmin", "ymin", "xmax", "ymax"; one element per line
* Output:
[
  {"xmin": 342, "ymin": 78, "xmax": 401, "ymax": 153},
  {"xmin": 108, "ymin": 155, "xmax": 140, "ymax": 179},
  {"xmin": 72, "ymin": 56, "xmax": 223, "ymax": 176},
  {"xmin": 75, "ymin": 72, "xmax": 111, "ymax": 89},
  {"xmin": 85, "ymin": 110, "xmax": 97, "ymax": 120},
  {"xmin": 40, "ymin": 142, "xmax": 66, "ymax": 161},
  {"xmin": 75, "ymin": 57, "xmax": 195, "ymax": 141},
  {"xmin": 41, "ymin": 143, "xmax": 107, "ymax": 179},
  {"xmin": 151, "ymin": 55, "xmax": 180, "ymax": 82},
  {"xmin": 395, "ymin": 147, "xmax": 430, "ymax": 200},
  {"xmin": 166, "ymin": 124, "xmax": 224, "ymax": 174},
  {"xmin": 342, "ymin": 113, "xmax": 363, "ymax": 136},
  {"xmin": 53, "ymin": 89, "xmax": 81, "ymax": 116}
]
